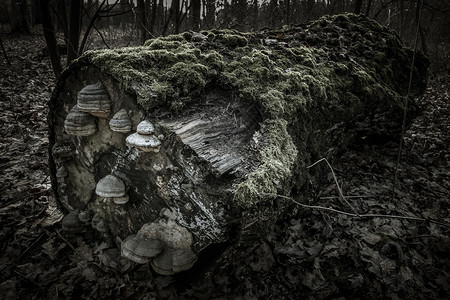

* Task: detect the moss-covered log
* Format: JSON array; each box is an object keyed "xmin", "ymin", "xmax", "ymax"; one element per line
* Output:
[{"xmin": 48, "ymin": 14, "xmax": 428, "ymax": 275}]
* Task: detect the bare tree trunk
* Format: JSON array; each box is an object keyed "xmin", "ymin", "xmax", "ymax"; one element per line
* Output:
[
  {"xmin": 286, "ymin": 0, "xmax": 290, "ymax": 24},
  {"xmin": 365, "ymin": 0, "xmax": 373, "ymax": 16},
  {"xmin": 191, "ymin": 0, "xmax": 201, "ymax": 30},
  {"xmin": 205, "ymin": 0, "xmax": 215, "ymax": 29},
  {"xmin": 174, "ymin": 0, "xmax": 180, "ymax": 33},
  {"xmin": 399, "ymin": 0, "xmax": 405, "ymax": 39},
  {"xmin": 67, "ymin": 0, "xmax": 81, "ymax": 66},
  {"xmin": 354, "ymin": 0, "xmax": 363, "ymax": 14},
  {"xmin": 137, "ymin": 0, "xmax": 147, "ymax": 44},
  {"xmin": 148, "ymin": 0, "xmax": 156, "ymax": 36},
  {"xmin": 39, "ymin": 0, "xmax": 62, "ymax": 77},
  {"xmin": 10, "ymin": 0, "xmax": 32, "ymax": 34},
  {"xmin": 57, "ymin": 0, "xmax": 68, "ymax": 42},
  {"xmin": 0, "ymin": 37, "xmax": 11, "ymax": 65}
]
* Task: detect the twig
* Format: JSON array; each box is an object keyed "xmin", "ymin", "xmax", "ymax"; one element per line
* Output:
[
  {"xmin": 392, "ymin": 0, "xmax": 423, "ymax": 199},
  {"xmin": 272, "ymin": 194, "xmax": 450, "ymax": 228},
  {"xmin": 0, "ymin": 36, "xmax": 11, "ymax": 65},
  {"xmin": 12, "ymin": 270, "xmax": 41, "ymax": 287},
  {"xmin": 307, "ymin": 158, "xmax": 361, "ymax": 216},
  {"xmin": 319, "ymin": 195, "xmax": 374, "ymax": 200},
  {"xmin": 56, "ymin": 229, "xmax": 76, "ymax": 251},
  {"xmin": 14, "ymin": 232, "xmax": 46, "ymax": 263}
]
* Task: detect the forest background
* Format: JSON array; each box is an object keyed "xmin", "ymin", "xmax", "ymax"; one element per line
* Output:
[{"xmin": 1, "ymin": 0, "xmax": 449, "ymax": 74}]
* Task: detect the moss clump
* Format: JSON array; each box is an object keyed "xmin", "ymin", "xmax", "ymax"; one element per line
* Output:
[
  {"xmin": 213, "ymin": 31, "xmax": 248, "ymax": 48},
  {"xmin": 234, "ymin": 119, "xmax": 298, "ymax": 206},
  {"xmin": 69, "ymin": 13, "xmax": 427, "ymax": 207}
]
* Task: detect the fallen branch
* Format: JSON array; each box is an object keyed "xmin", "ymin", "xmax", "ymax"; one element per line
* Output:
[{"xmin": 308, "ymin": 158, "xmax": 361, "ymax": 216}]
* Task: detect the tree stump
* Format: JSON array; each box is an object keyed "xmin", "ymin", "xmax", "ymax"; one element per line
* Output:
[{"xmin": 48, "ymin": 14, "xmax": 428, "ymax": 275}]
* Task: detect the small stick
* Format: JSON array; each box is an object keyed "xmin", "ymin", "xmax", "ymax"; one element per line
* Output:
[
  {"xmin": 273, "ymin": 194, "xmax": 450, "ymax": 228},
  {"xmin": 308, "ymin": 158, "xmax": 361, "ymax": 216},
  {"xmin": 14, "ymin": 232, "xmax": 46, "ymax": 263},
  {"xmin": 0, "ymin": 37, "xmax": 11, "ymax": 65},
  {"xmin": 56, "ymin": 229, "xmax": 76, "ymax": 251}
]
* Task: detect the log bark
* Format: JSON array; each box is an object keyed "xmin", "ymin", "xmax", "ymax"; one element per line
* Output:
[{"xmin": 48, "ymin": 14, "xmax": 428, "ymax": 274}]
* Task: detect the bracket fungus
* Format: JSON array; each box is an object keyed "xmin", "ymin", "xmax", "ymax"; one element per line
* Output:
[
  {"xmin": 151, "ymin": 248, "xmax": 198, "ymax": 275},
  {"xmin": 64, "ymin": 105, "xmax": 96, "ymax": 136},
  {"xmin": 136, "ymin": 120, "xmax": 155, "ymax": 135},
  {"xmin": 91, "ymin": 213, "xmax": 110, "ymax": 234},
  {"xmin": 95, "ymin": 175, "xmax": 128, "ymax": 205},
  {"xmin": 77, "ymin": 82, "xmax": 111, "ymax": 118},
  {"xmin": 109, "ymin": 109, "xmax": 132, "ymax": 133},
  {"xmin": 121, "ymin": 218, "xmax": 198, "ymax": 275},
  {"xmin": 61, "ymin": 210, "xmax": 84, "ymax": 234},
  {"xmin": 126, "ymin": 120, "xmax": 161, "ymax": 152},
  {"xmin": 121, "ymin": 234, "xmax": 165, "ymax": 264}
]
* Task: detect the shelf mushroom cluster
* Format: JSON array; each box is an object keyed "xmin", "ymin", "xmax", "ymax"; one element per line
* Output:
[
  {"xmin": 64, "ymin": 82, "xmax": 111, "ymax": 136},
  {"xmin": 64, "ymin": 84, "xmax": 163, "ymax": 155},
  {"xmin": 121, "ymin": 219, "xmax": 197, "ymax": 275}
]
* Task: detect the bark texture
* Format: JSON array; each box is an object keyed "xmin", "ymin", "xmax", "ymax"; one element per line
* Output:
[{"xmin": 48, "ymin": 14, "xmax": 428, "ymax": 273}]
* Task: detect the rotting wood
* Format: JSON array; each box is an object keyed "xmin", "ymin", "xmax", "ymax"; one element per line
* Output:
[{"xmin": 48, "ymin": 13, "xmax": 429, "ymax": 275}]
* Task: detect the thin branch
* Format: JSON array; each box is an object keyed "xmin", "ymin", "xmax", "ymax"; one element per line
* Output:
[
  {"xmin": 307, "ymin": 158, "xmax": 361, "ymax": 216},
  {"xmin": 272, "ymin": 194, "xmax": 450, "ymax": 228},
  {"xmin": 56, "ymin": 229, "xmax": 76, "ymax": 251},
  {"xmin": 0, "ymin": 37, "xmax": 11, "ymax": 65},
  {"xmin": 13, "ymin": 232, "xmax": 46, "ymax": 263},
  {"xmin": 392, "ymin": 0, "xmax": 423, "ymax": 199},
  {"xmin": 79, "ymin": 0, "xmax": 107, "ymax": 54}
]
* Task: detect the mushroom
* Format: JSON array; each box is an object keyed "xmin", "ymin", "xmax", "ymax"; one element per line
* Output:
[
  {"xmin": 151, "ymin": 248, "xmax": 175, "ymax": 275},
  {"xmin": 125, "ymin": 120, "xmax": 162, "ymax": 153},
  {"xmin": 91, "ymin": 213, "xmax": 109, "ymax": 234},
  {"xmin": 136, "ymin": 120, "xmax": 155, "ymax": 135},
  {"xmin": 64, "ymin": 105, "xmax": 96, "ymax": 136},
  {"xmin": 150, "ymin": 248, "xmax": 197, "ymax": 275},
  {"xmin": 121, "ymin": 234, "xmax": 165, "ymax": 264},
  {"xmin": 62, "ymin": 210, "xmax": 84, "ymax": 233},
  {"xmin": 126, "ymin": 133, "xmax": 161, "ymax": 153},
  {"xmin": 78, "ymin": 210, "xmax": 91, "ymax": 223},
  {"xmin": 109, "ymin": 109, "xmax": 132, "ymax": 133},
  {"xmin": 122, "ymin": 218, "xmax": 198, "ymax": 274},
  {"xmin": 172, "ymin": 248, "xmax": 198, "ymax": 273},
  {"xmin": 95, "ymin": 175, "xmax": 128, "ymax": 204},
  {"xmin": 112, "ymin": 195, "xmax": 129, "ymax": 205},
  {"xmin": 77, "ymin": 82, "xmax": 111, "ymax": 118}
]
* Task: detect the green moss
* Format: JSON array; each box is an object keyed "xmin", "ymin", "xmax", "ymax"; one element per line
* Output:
[{"xmin": 214, "ymin": 31, "xmax": 248, "ymax": 48}]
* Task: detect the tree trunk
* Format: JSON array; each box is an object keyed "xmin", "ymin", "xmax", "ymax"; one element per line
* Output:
[
  {"xmin": 354, "ymin": 0, "xmax": 363, "ymax": 14},
  {"xmin": 10, "ymin": 0, "xmax": 32, "ymax": 34},
  {"xmin": 137, "ymin": 0, "xmax": 147, "ymax": 44},
  {"xmin": 40, "ymin": 0, "xmax": 62, "ymax": 77},
  {"xmin": 204, "ymin": 0, "xmax": 215, "ymax": 29},
  {"xmin": 67, "ymin": 0, "xmax": 81, "ymax": 66},
  {"xmin": 191, "ymin": 0, "xmax": 201, "ymax": 30},
  {"xmin": 48, "ymin": 14, "xmax": 429, "ymax": 275}
]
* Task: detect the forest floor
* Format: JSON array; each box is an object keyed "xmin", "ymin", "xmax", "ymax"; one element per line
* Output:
[{"xmin": 0, "ymin": 34, "xmax": 449, "ymax": 299}]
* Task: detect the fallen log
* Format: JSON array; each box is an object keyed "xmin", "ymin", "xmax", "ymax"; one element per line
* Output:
[{"xmin": 48, "ymin": 13, "xmax": 428, "ymax": 275}]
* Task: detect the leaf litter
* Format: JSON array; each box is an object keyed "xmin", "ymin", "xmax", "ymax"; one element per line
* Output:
[{"xmin": 0, "ymin": 33, "xmax": 449, "ymax": 299}]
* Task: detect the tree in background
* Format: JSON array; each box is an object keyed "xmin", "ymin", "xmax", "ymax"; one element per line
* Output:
[
  {"xmin": 9, "ymin": 0, "xmax": 32, "ymax": 34},
  {"xmin": 2, "ymin": 0, "xmax": 446, "ymax": 77}
]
